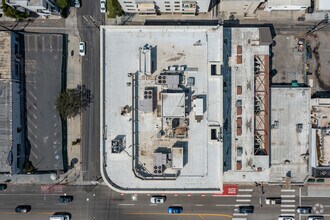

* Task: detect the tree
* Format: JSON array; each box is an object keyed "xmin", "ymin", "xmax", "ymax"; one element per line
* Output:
[
  {"xmin": 1, "ymin": 0, "xmax": 28, "ymax": 20},
  {"xmin": 55, "ymin": 85, "xmax": 92, "ymax": 119}
]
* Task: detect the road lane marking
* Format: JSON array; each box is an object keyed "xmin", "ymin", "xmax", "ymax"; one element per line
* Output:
[
  {"xmin": 282, "ymin": 195, "xmax": 295, "ymax": 198},
  {"xmin": 232, "ymin": 213, "xmax": 247, "ymax": 216},
  {"xmin": 234, "ymin": 204, "xmax": 250, "ymax": 207},
  {"xmin": 216, "ymin": 204, "xmax": 236, "ymax": 207},
  {"xmin": 172, "ymin": 204, "xmax": 182, "ymax": 206},
  {"xmin": 232, "ymin": 218, "xmax": 247, "ymax": 220},
  {"xmin": 281, "ymin": 209, "xmax": 295, "ymax": 212},
  {"xmin": 195, "ymin": 204, "xmax": 204, "ymax": 206},
  {"xmin": 149, "ymin": 204, "xmax": 157, "ymax": 206},
  {"xmin": 281, "ymin": 204, "xmax": 295, "ymax": 208},
  {"xmin": 282, "ymin": 200, "xmax": 295, "ymax": 203},
  {"xmin": 123, "ymin": 212, "xmax": 233, "ymax": 218},
  {"xmin": 281, "ymin": 189, "xmax": 295, "ymax": 192},
  {"xmin": 119, "ymin": 204, "xmax": 135, "ymax": 206},
  {"xmin": 236, "ymin": 199, "xmax": 251, "ymax": 202},
  {"xmin": 236, "ymin": 195, "xmax": 252, "ymax": 198},
  {"xmin": 238, "ymin": 189, "xmax": 253, "ymax": 192}
]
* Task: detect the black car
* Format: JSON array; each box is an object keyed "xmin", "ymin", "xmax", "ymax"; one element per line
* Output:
[
  {"xmin": 15, "ymin": 205, "xmax": 31, "ymax": 213},
  {"xmin": 0, "ymin": 183, "xmax": 7, "ymax": 191},
  {"xmin": 238, "ymin": 205, "xmax": 254, "ymax": 214},
  {"xmin": 306, "ymin": 44, "xmax": 313, "ymax": 59},
  {"xmin": 59, "ymin": 195, "xmax": 74, "ymax": 203},
  {"xmin": 296, "ymin": 206, "xmax": 312, "ymax": 214},
  {"xmin": 308, "ymin": 216, "xmax": 324, "ymax": 220}
]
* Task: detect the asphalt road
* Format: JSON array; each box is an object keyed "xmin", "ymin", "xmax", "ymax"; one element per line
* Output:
[
  {"xmin": 1, "ymin": 184, "xmax": 330, "ymax": 220},
  {"xmin": 77, "ymin": 0, "xmax": 105, "ymax": 181}
]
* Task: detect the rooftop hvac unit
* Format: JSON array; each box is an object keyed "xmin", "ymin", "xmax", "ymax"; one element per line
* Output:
[{"xmin": 153, "ymin": 166, "xmax": 163, "ymax": 175}]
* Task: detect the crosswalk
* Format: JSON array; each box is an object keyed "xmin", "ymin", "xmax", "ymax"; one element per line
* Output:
[
  {"xmin": 280, "ymin": 189, "xmax": 296, "ymax": 216},
  {"xmin": 232, "ymin": 188, "xmax": 253, "ymax": 220}
]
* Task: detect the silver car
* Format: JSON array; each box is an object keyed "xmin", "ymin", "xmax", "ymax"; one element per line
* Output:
[
  {"xmin": 74, "ymin": 0, "xmax": 80, "ymax": 8},
  {"xmin": 100, "ymin": 0, "xmax": 106, "ymax": 13},
  {"xmin": 79, "ymin": 42, "xmax": 86, "ymax": 56}
]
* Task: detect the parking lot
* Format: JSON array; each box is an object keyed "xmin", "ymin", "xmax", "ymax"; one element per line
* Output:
[
  {"xmin": 271, "ymin": 35, "xmax": 305, "ymax": 84},
  {"xmin": 24, "ymin": 33, "xmax": 65, "ymax": 172},
  {"xmin": 306, "ymin": 31, "xmax": 330, "ymax": 93}
]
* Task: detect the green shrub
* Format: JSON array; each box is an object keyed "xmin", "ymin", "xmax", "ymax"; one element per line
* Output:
[{"xmin": 56, "ymin": 0, "xmax": 68, "ymax": 9}]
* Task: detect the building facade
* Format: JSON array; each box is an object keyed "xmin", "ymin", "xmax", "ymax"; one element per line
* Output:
[
  {"xmin": 119, "ymin": 0, "xmax": 209, "ymax": 15},
  {"xmin": 219, "ymin": 0, "xmax": 265, "ymax": 18},
  {"xmin": 265, "ymin": 0, "xmax": 310, "ymax": 11},
  {"xmin": 5, "ymin": 0, "xmax": 59, "ymax": 16}
]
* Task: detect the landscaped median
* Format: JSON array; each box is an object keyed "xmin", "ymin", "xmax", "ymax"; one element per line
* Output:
[{"xmin": 106, "ymin": 0, "xmax": 124, "ymax": 18}]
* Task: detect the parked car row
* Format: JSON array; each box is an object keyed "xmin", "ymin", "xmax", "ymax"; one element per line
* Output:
[{"xmin": 73, "ymin": 0, "xmax": 106, "ymax": 13}]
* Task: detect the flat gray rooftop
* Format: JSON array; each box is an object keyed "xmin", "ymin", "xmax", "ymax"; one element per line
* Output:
[
  {"xmin": 269, "ymin": 86, "xmax": 310, "ymax": 183},
  {"xmin": 101, "ymin": 26, "xmax": 224, "ymax": 192}
]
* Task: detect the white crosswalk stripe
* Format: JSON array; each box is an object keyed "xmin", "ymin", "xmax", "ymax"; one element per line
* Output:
[
  {"xmin": 232, "ymin": 188, "xmax": 253, "ymax": 216},
  {"xmin": 281, "ymin": 209, "xmax": 296, "ymax": 212},
  {"xmin": 238, "ymin": 189, "xmax": 253, "ymax": 192},
  {"xmin": 233, "ymin": 213, "xmax": 248, "ymax": 216},
  {"xmin": 280, "ymin": 188, "xmax": 296, "ymax": 216},
  {"xmin": 281, "ymin": 204, "xmax": 295, "ymax": 208},
  {"xmin": 236, "ymin": 199, "xmax": 251, "ymax": 202},
  {"xmin": 282, "ymin": 199, "xmax": 295, "ymax": 203}
]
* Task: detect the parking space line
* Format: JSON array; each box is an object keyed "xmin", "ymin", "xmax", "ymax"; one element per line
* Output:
[{"xmin": 281, "ymin": 209, "xmax": 295, "ymax": 212}]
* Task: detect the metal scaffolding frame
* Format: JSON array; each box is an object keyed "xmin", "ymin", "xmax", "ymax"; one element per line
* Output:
[{"xmin": 254, "ymin": 55, "xmax": 270, "ymax": 155}]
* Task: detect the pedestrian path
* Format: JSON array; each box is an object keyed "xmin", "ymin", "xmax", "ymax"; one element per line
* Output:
[
  {"xmin": 232, "ymin": 188, "xmax": 254, "ymax": 220},
  {"xmin": 280, "ymin": 189, "xmax": 296, "ymax": 217}
]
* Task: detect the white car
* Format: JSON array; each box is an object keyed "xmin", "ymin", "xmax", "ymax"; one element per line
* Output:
[
  {"xmin": 79, "ymin": 42, "xmax": 86, "ymax": 56},
  {"xmin": 150, "ymin": 196, "xmax": 166, "ymax": 204},
  {"xmin": 100, "ymin": 0, "xmax": 106, "ymax": 13},
  {"xmin": 278, "ymin": 216, "xmax": 294, "ymax": 220}
]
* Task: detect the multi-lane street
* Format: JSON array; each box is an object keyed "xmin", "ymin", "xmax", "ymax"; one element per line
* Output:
[
  {"xmin": 77, "ymin": 1, "xmax": 104, "ymax": 182},
  {"xmin": 0, "ymin": 184, "xmax": 330, "ymax": 220}
]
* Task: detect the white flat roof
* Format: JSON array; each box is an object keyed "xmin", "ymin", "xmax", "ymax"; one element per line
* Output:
[
  {"xmin": 268, "ymin": 0, "xmax": 310, "ymax": 7},
  {"xmin": 162, "ymin": 93, "xmax": 185, "ymax": 118},
  {"xmin": 269, "ymin": 86, "xmax": 310, "ymax": 182},
  {"xmin": 100, "ymin": 26, "xmax": 224, "ymax": 193}
]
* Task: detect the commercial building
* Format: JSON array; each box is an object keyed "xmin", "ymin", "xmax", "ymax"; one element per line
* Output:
[
  {"xmin": 0, "ymin": 31, "xmax": 25, "ymax": 174},
  {"xmin": 314, "ymin": 0, "xmax": 330, "ymax": 11},
  {"xmin": 118, "ymin": 0, "xmax": 209, "ymax": 15},
  {"xmin": 219, "ymin": 0, "xmax": 265, "ymax": 18},
  {"xmin": 265, "ymin": 0, "xmax": 310, "ymax": 11},
  {"xmin": 100, "ymin": 25, "xmax": 272, "ymax": 193},
  {"xmin": 310, "ymin": 98, "xmax": 330, "ymax": 178},
  {"xmin": 269, "ymin": 86, "xmax": 311, "ymax": 184},
  {"xmin": 5, "ymin": 0, "xmax": 59, "ymax": 16}
]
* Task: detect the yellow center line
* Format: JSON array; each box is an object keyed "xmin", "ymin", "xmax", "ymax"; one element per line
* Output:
[{"xmin": 123, "ymin": 212, "xmax": 233, "ymax": 218}]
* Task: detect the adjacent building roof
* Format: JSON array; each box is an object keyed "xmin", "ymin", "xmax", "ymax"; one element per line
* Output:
[
  {"xmin": 267, "ymin": 0, "xmax": 310, "ymax": 8},
  {"xmin": 0, "ymin": 81, "xmax": 12, "ymax": 173},
  {"xmin": 0, "ymin": 32, "xmax": 12, "ymax": 80},
  {"xmin": 269, "ymin": 86, "xmax": 310, "ymax": 183},
  {"xmin": 315, "ymin": 0, "xmax": 330, "ymax": 11}
]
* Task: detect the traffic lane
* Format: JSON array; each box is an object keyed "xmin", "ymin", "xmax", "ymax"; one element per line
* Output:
[
  {"xmin": 80, "ymin": 26, "xmax": 101, "ymax": 181},
  {"xmin": 111, "ymin": 194, "xmax": 239, "ymax": 206},
  {"xmin": 112, "ymin": 205, "xmax": 234, "ymax": 220}
]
